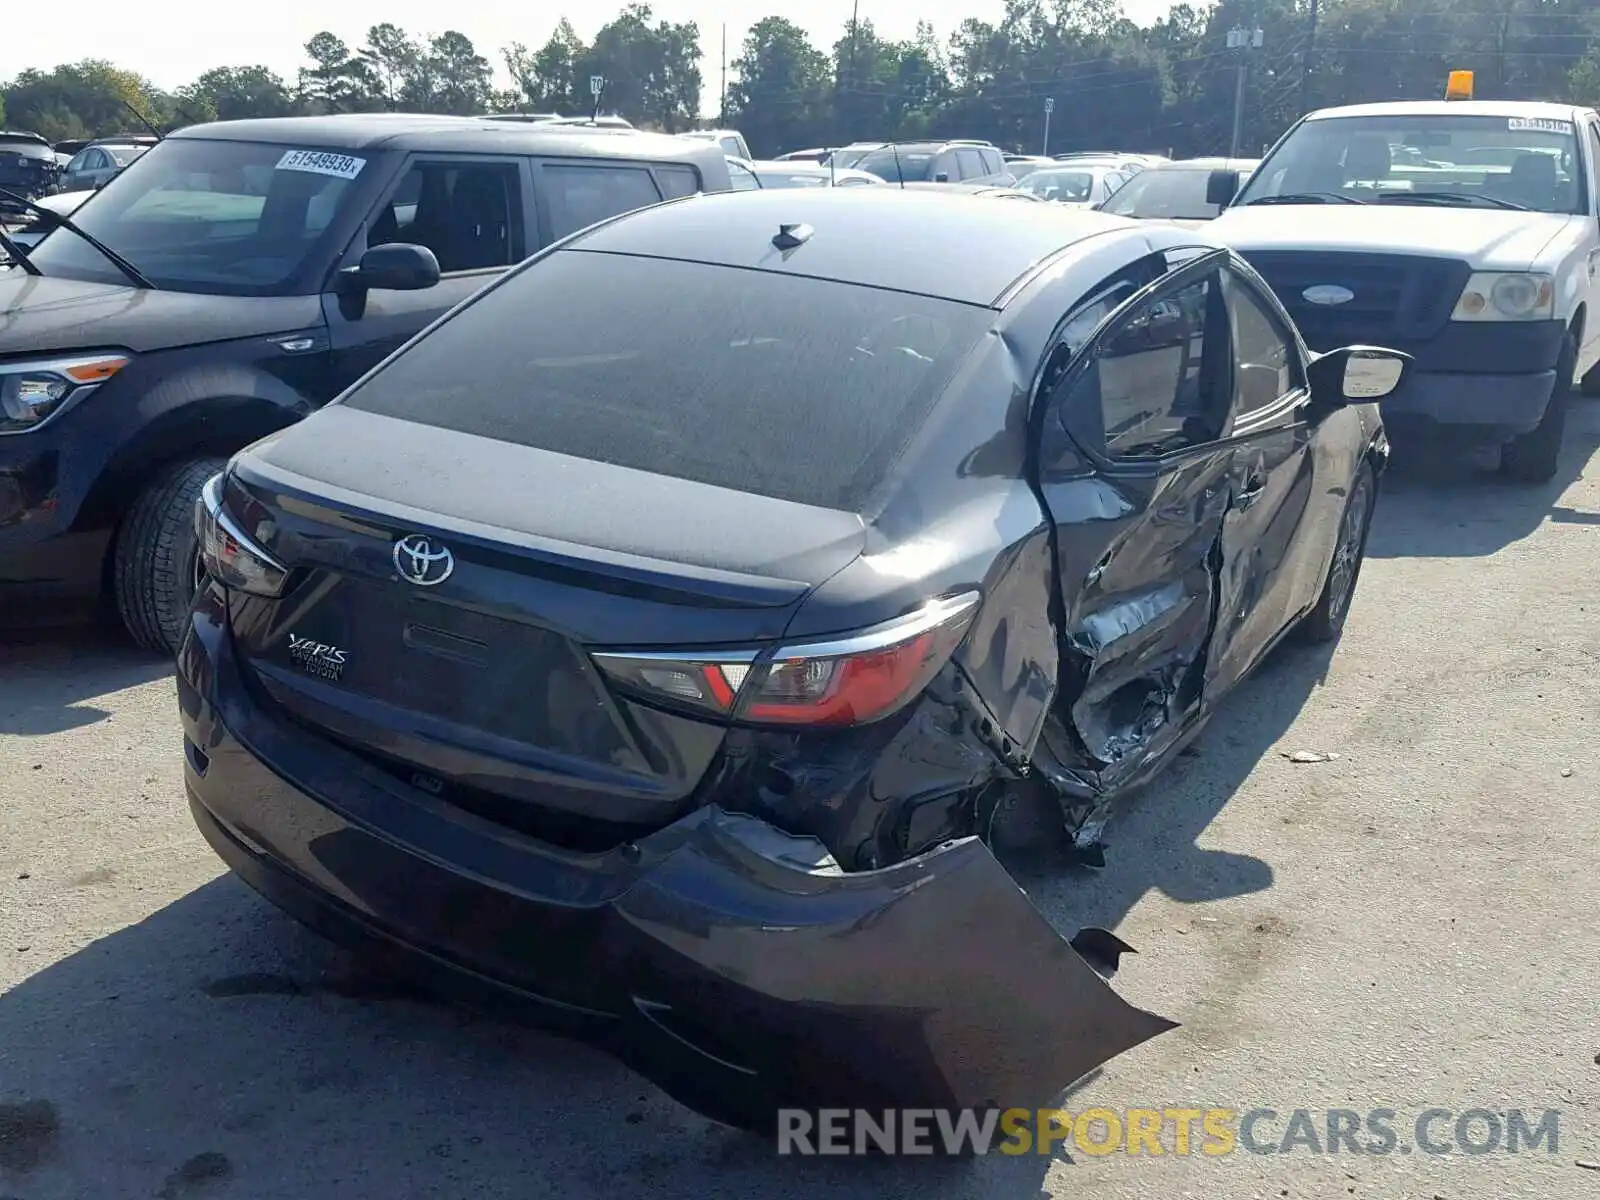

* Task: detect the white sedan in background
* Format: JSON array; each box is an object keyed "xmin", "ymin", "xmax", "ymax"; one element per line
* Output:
[
  {"xmin": 726, "ymin": 157, "xmax": 884, "ymax": 190},
  {"xmin": 1017, "ymin": 164, "xmax": 1132, "ymax": 208}
]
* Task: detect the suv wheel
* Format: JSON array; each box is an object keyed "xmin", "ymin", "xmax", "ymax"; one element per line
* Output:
[
  {"xmin": 113, "ymin": 456, "xmax": 228, "ymax": 655},
  {"xmin": 1500, "ymin": 333, "xmax": 1574, "ymax": 484}
]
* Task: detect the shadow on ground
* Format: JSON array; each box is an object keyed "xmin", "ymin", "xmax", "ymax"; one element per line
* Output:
[
  {"xmin": 1366, "ymin": 395, "xmax": 1600, "ymax": 559},
  {"xmin": 0, "ymin": 627, "xmax": 171, "ymax": 737}
]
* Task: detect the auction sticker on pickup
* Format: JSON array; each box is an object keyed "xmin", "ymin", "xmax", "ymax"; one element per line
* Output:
[
  {"xmin": 1507, "ymin": 117, "xmax": 1571, "ymax": 134},
  {"xmin": 275, "ymin": 149, "xmax": 367, "ymax": 180}
]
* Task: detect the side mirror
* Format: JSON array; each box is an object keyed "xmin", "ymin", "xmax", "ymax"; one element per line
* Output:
[
  {"xmin": 1307, "ymin": 346, "xmax": 1411, "ymax": 405},
  {"xmin": 339, "ymin": 243, "xmax": 441, "ymax": 294},
  {"xmin": 934, "ymin": 171, "xmax": 950, "ymax": 183},
  {"xmin": 1205, "ymin": 169, "xmax": 1241, "ymax": 208}
]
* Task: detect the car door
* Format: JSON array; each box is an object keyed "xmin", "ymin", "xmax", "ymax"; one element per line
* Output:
[
  {"xmin": 62, "ymin": 149, "xmax": 95, "ymax": 190},
  {"xmin": 1202, "ymin": 261, "xmax": 1318, "ymax": 697},
  {"xmin": 1032, "ymin": 249, "xmax": 1238, "ymax": 778},
  {"xmin": 323, "ymin": 154, "xmax": 531, "ymax": 396}
]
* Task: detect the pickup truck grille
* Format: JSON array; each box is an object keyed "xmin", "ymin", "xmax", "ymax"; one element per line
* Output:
[{"xmin": 1238, "ymin": 251, "xmax": 1473, "ymax": 353}]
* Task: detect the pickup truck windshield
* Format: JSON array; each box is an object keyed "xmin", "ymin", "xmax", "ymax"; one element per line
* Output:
[
  {"xmin": 25, "ymin": 137, "xmax": 369, "ymax": 294},
  {"xmin": 1235, "ymin": 113, "xmax": 1585, "ymax": 215}
]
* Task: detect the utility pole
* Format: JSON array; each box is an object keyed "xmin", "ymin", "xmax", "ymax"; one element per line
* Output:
[
  {"xmin": 1227, "ymin": 26, "xmax": 1264, "ymax": 159},
  {"xmin": 1299, "ymin": 0, "xmax": 1318, "ymax": 114},
  {"xmin": 720, "ymin": 24, "xmax": 728, "ymax": 126},
  {"xmin": 1042, "ymin": 97, "xmax": 1055, "ymax": 156},
  {"xmin": 847, "ymin": 0, "xmax": 860, "ymax": 131}
]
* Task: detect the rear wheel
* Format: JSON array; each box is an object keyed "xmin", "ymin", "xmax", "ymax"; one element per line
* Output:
[
  {"xmin": 113, "ymin": 456, "xmax": 228, "ymax": 656},
  {"xmin": 1499, "ymin": 334, "xmax": 1574, "ymax": 483},
  {"xmin": 1301, "ymin": 460, "xmax": 1376, "ymax": 644}
]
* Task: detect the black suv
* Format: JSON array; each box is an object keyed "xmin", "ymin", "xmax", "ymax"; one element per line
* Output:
[
  {"xmin": 0, "ymin": 131, "xmax": 60, "ymax": 212},
  {"xmin": 0, "ymin": 114, "xmax": 730, "ymax": 653}
]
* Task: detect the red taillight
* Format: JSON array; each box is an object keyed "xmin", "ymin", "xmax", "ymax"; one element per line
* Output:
[{"xmin": 591, "ymin": 592, "xmax": 980, "ymax": 728}]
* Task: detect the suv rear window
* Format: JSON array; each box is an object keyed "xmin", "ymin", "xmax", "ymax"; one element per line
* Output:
[{"xmin": 342, "ymin": 251, "xmax": 990, "ymax": 510}]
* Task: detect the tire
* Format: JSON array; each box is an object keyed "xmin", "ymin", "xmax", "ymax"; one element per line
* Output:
[
  {"xmin": 113, "ymin": 456, "xmax": 228, "ymax": 656},
  {"xmin": 1300, "ymin": 459, "xmax": 1376, "ymax": 645},
  {"xmin": 1499, "ymin": 334, "xmax": 1574, "ymax": 483}
]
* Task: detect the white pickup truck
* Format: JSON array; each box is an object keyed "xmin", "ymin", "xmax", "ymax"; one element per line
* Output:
[{"xmin": 1206, "ymin": 99, "xmax": 1600, "ymax": 481}]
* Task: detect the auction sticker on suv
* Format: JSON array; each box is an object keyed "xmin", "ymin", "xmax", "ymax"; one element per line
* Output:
[
  {"xmin": 1506, "ymin": 117, "xmax": 1571, "ymax": 134},
  {"xmin": 276, "ymin": 149, "xmax": 366, "ymax": 179}
]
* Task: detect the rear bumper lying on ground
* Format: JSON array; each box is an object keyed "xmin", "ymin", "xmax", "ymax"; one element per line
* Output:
[{"xmin": 178, "ymin": 589, "xmax": 1176, "ymax": 1136}]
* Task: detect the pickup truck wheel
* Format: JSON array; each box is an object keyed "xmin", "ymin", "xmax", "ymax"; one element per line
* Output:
[
  {"xmin": 1300, "ymin": 460, "xmax": 1376, "ymax": 644},
  {"xmin": 1499, "ymin": 335, "xmax": 1574, "ymax": 484},
  {"xmin": 113, "ymin": 456, "xmax": 229, "ymax": 656}
]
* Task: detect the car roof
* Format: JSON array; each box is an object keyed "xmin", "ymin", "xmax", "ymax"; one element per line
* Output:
[
  {"xmin": 166, "ymin": 114, "xmax": 718, "ymax": 163},
  {"xmin": 1307, "ymin": 99, "xmax": 1586, "ymax": 122},
  {"xmin": 565, "ymin": 187, "xmax": 1142, "ymax": 307},
  {"xmin": 0, "ymin": 130, "xmax": 50, "ymax": 145}
]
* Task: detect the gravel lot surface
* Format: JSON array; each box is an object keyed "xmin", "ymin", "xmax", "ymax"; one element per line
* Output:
[{"xmin": 3, "ymin": 409, "xmax": 1598, "ymax": 1199}]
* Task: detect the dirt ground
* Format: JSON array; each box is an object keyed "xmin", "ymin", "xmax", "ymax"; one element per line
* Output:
[{"xmin": 3, "ymin": 408, "xmax": 1598, "ymax": 1199}]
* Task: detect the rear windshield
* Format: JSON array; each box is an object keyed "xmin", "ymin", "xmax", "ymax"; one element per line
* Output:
[
  {"xmin": 1020, "ymin": 170, "xmax": 1096, "ymax": 201},
  {"xmin": 341, "ymin": 251, "xmax": 991, "ymax": 511},
  {"xmin": 853, "ymin": 150, "xmax": 935, "ymax": 181},
  {"xmin": 0, "ymin": 139, "xmax": 53, "ymax": 159},
  {"xmin": 1102, "ymin": 167, "xmax": 1218, "ymax": 219}
]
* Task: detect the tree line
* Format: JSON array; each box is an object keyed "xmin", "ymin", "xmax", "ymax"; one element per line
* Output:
[{"xmin": 3, "ymin": 0, "xmax": 1598, "ymax": 160}]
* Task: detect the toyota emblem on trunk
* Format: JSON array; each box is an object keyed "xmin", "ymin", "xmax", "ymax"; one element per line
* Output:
[
  {"xmin": 393, "ymin": 534, "xmax": 454, "ymax": 586},
  {"xmin": 1303, "ymin": 284, "xmax": 1355, "ymax": 306}
]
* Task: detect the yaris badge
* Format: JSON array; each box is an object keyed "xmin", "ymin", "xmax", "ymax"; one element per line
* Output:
[
  {"xmin": 393, "ymin": 534, "xmax": 455, "ymax": 586},
  {"xmin": 1302, "ymin": 284, "xmax": 1355, "ymax": 306}
]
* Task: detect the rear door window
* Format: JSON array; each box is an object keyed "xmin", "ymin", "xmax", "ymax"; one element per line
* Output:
[
  {"xmin": 539, "ymin": 162, "xmax": 664, "ymax": 241},
  {"xmin": 341, "ymin": 251, "xmax": 992, "ymax": 511}
]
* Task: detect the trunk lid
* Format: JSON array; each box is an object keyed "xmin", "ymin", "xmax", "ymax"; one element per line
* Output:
[{"xmin": 227, "ymin": 407, "xmax": 867, "ymax": 841}]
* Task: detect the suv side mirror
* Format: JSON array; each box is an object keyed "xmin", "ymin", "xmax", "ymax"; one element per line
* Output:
[
  {"xmin": 1205, "ymin": 169, "xmax": 1241, "ymax": 208},
  {"xmin": 1307, "ymin": 346, "xmax": 1411, "ymax": 405},
  {"xmin": 934, "ymin": 171, "xmax": 950, "ymax": 183},
  {"xmin": 340, "ymin": 243, "xmax": 441, "ymax": 294}
]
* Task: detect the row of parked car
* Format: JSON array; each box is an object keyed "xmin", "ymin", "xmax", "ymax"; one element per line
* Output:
[
  {"xmin": 0, "ymin": 129, "xmax": 158, "ymax": 211},
  {"xmin": 712, "ymin": 135, "xmax": 1265, "ymax": 228}
]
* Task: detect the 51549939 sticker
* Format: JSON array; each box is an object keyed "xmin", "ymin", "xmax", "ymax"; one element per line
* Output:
[
  {"xmin": 275, "ymin": 149, "xmax": 367, "ymax": 180},
  {"xmin": 1507, "ymin": 117, "xmax": 1572, "ymax": 135}
]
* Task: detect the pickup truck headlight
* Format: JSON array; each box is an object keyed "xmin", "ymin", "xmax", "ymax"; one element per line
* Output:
[
  {"xmin": 1451, "ymin": 272, "xmax": 1555, "ymax": 322},
  {"xmin": 0, "ymin": 353, "xmax": 130, "ymax": 433}
]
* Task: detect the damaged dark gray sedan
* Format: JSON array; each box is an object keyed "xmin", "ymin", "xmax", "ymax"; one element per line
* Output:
[{"xmin": 177, "ymin": 188, "xmax": 1406, "ymax": 1135}]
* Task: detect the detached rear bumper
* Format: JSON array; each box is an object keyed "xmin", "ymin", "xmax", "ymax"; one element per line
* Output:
[{"xmin": 178, "ymin": 588, "xmax": 1176, "ymax": 1135}]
